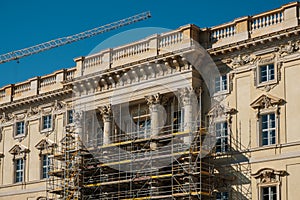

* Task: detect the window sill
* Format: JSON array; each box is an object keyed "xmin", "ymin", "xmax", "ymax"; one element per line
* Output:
[
  {"xmin": 14, "ymin": 134, "xmax": 26, "ymax": 140},
  {"xmin": 40, "ymin": 128, "xmax": 53, "ymax": 133},
  {"xmin": 257, "ymin": 80, "xmax": 277, "ymax": 88},
  {"xmin": 213, "ymin": 90, "xmax": 229, "ymax": 97}
]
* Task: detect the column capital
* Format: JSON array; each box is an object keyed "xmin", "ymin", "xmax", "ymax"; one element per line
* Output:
[
  {"xmin": 145, "ymin": 93, "xmax": 168, "ymax": 106},
  {"xmin": 99, "ymin": 104, "xmax": 112, "ymax": 122},
  {"xmin": 178, "ymin": 87, "xmax": 198, "ymax": 105},
  {"xmin": 145, "ymin": 93, "xmax": 162, "ymax": 105}
]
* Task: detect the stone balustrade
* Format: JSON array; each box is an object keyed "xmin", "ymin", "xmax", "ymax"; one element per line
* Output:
[
  {"xmin": 250, "ymin": 10, "xmax": 284, "ymax": 31},
  {"xmin": 0, "ymin": 68, "xmax": 75, "ymax": 103},
  {"xmin": 76, "ymin": 24, "xmax": 198, "ymax": 77},
  {"xmin": 210, "ymin": 23, "xmax": 236, "ymax": 42},
  {"xmin": 207, "ymin": 2, "xmax": 299, "ymax": 48}
]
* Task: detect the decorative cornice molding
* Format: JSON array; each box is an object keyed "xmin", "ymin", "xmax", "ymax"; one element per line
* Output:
[
  {"xmin": 250, "ymin": 94, "xmax": 285, "ymax": 110},
  {"xmin": 208, "ymin": 103, "xmax": 237, "ymax": 119},
  {"xmin": 252, "ymin": 168, "xmax": 288, "ymax": 183},
  {"xmin": 277, "ymin": 40, "xmax": 300, "ymax": 57},
  {"xmin": 9, "ymin": 144, "xmax": 30, "ymax": 155},
  {"xmin": 35, "ymin": 138, "xmax": 56, "ymax": 151}
]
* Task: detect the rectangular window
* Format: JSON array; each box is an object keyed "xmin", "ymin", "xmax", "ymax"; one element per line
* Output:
[
  {"xmin": 216, "ymin": 191, "xmax": 229, "ymax": 200},
  {"xmin": 15, "ymin": 159, "xmax": 24, "ymax": 183},
  {"xmin": 67, "ymin": 110, "xmax": 74, "ymax": 124},
  {"xmin": 215, "ymin": 75, "xmax": 227, "ymax": 93},
  {"xmin": 43, "ymin": 115, "xmax": 52, "ymax": 130},
  {"xmin": 42, "ymin": 155, "xmax": 51, "ymax": 179},
  {"xmin": 216, "ymin": 122, "xmax": 228, "ymax": 153},
  {"xmin": 260, "ymin": 64, "xmax": 275, "ymax": 83},
  {"xmin": 262, "ymin": 186, "xmax": 277, "ymax": 200},
  {"xmin": 173, "ymin": 110, "xmax": 183, "ymax": 132},
  {"xmin": 16, "ymin": 121, "xmax": 25, "ymax": 136},
  {"xmin": 261, "ymin": 113, "xmax": 276, "ymax": 146},
  {"xmin": 138, "ymin": 119, "xmax": 151, "ymax": 138}
]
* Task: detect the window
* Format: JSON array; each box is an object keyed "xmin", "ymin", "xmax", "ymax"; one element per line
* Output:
[
  {"xmin": 215, "ymin": 75, "xmax": 227, "ymax": 93},
  {"xmin": 15, "ymin": 158, "xmax": 24, "ymax": 183},
  {"xmin": 173, "ymin": 110, "xmax": 183, "ymax": 132},
  {"xmin": 67, "ymin": 110, "xmax": 74, "ymax": 124},
  {"xmin": 260, "ymin": 64, "xmax": 274, "ymax": 83},
  {"xmin": 16, "ymin": 121, "xmax": 25, "ymax": 136},
  {"xmin": 42, "ymin": 155, "xmax": 51, "ymax": 179},
  {"xmin": 262, "ymin": 186, "xmax": 277, "ymax": 200},
  {"xmin": 42, "ymin": 115, "xmax": 52, "ymax": 130},
  {"xmin": 138, "ymin": 119, "xmax": 151, "ymax": 138},
  {"xmin": 261, "ymin": 113, "xmax": 276, "ymax": 146},
  {"xmin": 216, "ymin": 122, "xmax": 228, "ymax": 153},
  {"xmin": 216, "ymin": 191, "xmax": 229, "ymax": 200}
]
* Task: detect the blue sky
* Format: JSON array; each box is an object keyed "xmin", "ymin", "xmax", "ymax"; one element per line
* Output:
[{"xmin": 0, "ymin": 0, "xmax": 293, "ymax": 87}]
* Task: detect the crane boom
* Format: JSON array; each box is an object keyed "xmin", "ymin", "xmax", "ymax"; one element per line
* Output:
[{"xmin": 0, "ymin": 11, "xmax": 151, "ymax": 64}]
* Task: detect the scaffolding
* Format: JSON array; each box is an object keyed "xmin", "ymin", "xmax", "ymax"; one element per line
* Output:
[
  {"xmin": 82, "ymin": 125, "xmax": 214, "ymax": 200},
  {"xmin": 47, "ymin": 125, "xmax": 88, "ymax": 200},
  {"xmin": 48, "ymin": 120, "xmax": 215, "ymax": 200}
]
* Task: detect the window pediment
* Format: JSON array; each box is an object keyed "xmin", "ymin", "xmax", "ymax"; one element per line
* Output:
[
  {"xmin": 250, "ymin": 94, "xmax": 284, "ymax": 110},
  {"xmin": 208, "ymin": 104, "xmax": 237, "ymax": 118},
  {"xmin": 252, "ymin": 168, "xmax": 287, "ymax": 184},
  {"xmin": 35, "ymin": 138, "xmax": 56, "ymax": 150},
  {"xmin": 9, "ymin": 144, "xmax": 30, "ymax": 155}
]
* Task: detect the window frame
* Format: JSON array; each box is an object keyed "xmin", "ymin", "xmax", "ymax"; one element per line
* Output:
[
  {"xmin": 173, "ymin": 109, "xmax": 184, "ymax": 133},
  {"xmin": 14, "ymin": 120, "xmax": 26, "ymax": 138},
  {"xmin": 15, "ymin": 158, "xmax": 24, "ymax": 183},
  {"xmin": 214, "ymin": 74, "xmax": 229, "ymax": 95},
  {"xmin": 137, "ymin": 117, "xmax": 151, "ymax": 138},
  {"xmin": 41, "ymin": 114, "xmax": 53, "ymax": 132},
  {"xmin": 215, "ymin": 121, "xmax": 229, "ymax": 153},
  {"xmin": 258, "ymin": 183, "xmax": 280, "ymax": 200},
  {"xmin": 260, "ymin": 113, "xmax": 276, "ymax": 146},
  {"xmin": 66, "ymin": 109, "xmax": 74, "ymax": 125},
  {"xmin": 41, "ymin": 154, "xmax": 51, "ymax": 179},
  {"xmin": 256, "ymin": 63, "xmax": 278, "ymax": 87},
  {"xmin": 261, "ymin": 185, "xmax": 277, "ymax": 200}
]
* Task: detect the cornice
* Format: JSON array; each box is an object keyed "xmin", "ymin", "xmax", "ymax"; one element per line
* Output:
[
  {"xmin": 208, "ymin": 25, "xmax": 300, "ymax": 56},
  {"xmin": 0, "ymin": 87, "xmax": 72, "ymax": 111}
]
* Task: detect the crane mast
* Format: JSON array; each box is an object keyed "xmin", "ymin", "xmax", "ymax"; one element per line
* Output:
[{"xmin": 0, "ymin": 11, "xmax": 151, "ymax": 64}]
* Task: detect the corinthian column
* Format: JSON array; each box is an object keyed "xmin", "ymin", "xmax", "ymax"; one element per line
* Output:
[
  {"xmin": 99, "ymin": 105, "xmax": 112, "ymax": 145},
  {"xmin": 145, "ymin": 93, "xmax": 166, "ymax": 150},
  {"xmin": 179, "ymin": 87, "xmax": 198, "ymax": 144}
]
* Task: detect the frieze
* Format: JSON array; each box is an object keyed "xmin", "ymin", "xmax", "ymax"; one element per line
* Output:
[{"xmin": 277, "ymin": 40, "xmax": 300, "ymax": 57}]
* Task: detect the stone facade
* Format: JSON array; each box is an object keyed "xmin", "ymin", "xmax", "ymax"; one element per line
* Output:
[{"xmin": 0, "ymin": 2, "xmax": 300, "ymax": 199}]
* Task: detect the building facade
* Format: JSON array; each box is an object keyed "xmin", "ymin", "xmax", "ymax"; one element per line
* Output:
[{"xmin": 0, "ymin": 2, "xmax": 300, "ymax": 199}]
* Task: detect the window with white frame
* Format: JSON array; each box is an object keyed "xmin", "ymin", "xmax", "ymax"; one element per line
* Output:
[
  {"xmin": 216, "ymin": 122, "xmax": 228, "ymax": 153},
  {"xmin": 16, "ymin": 121, "xmax": 25, "ymax": 136},
  {"xmin": 42, "ymin": 115, "xmax": 52, "ymax": 130},
  {"xmin": 42, "ymin": 154, "xmax": 51, "ymax": 179},
  {"xmin": 261, "ymin": 113, "xmax": 276, "ymax": 146},
  {"xmin": 216, "ymin": 191, "xmax": 229, "ymax": 200},
  {"xmin": 15, "ymin": 158, "xmax": 24, "ymax": 183},
  {"xmin": 259, "ymin": 64, "xmax": 275, "ymax": 83},
  {"xmin": 215, "ymin": 75, "xmax": 227, "ymax": 93},
  {"xmin": 67, "ymin": 110, "xmax": 74, "ymax": 124},
  {"xmin": 261, "ymin": 186, "xmax": 277, "ymax": 200}
]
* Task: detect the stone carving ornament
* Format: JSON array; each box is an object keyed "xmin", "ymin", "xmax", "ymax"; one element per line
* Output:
[{"xmin": 277, "ymin": 40, "xmax": 300, "ymax": 57}]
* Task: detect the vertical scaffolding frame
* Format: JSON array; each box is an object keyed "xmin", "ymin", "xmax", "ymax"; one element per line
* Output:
[{"xmin": 48, "ymin": 93, "xmax": 218, "ymax": 200}]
